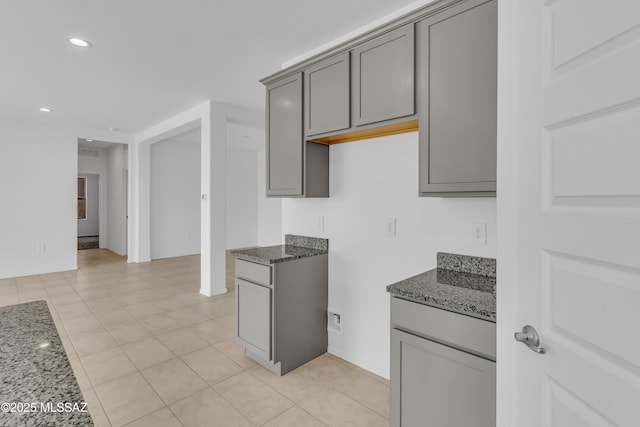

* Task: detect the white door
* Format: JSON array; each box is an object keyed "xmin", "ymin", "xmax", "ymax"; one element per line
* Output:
[{"xmin": 500, "ymin": 1, "xmax": 640, "ymax": 426}]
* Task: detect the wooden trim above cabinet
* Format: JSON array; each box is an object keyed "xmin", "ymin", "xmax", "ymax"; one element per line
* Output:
[{"xmin": 309, "ymin": 119, "xmax": 418, "ymax": 145}]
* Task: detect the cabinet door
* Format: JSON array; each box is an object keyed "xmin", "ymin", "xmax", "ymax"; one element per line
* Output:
[
  {"xmin": 418, "ymin": 0, "xmax": 497, "ymax": 196},
  {"xmin": 266, "ymin": 73, "xmax": 303, "ymax": 196},
  {"xmin": 236, "ymin": 278, "xmax": 271, "ymax": 360},
  {"xmin": 391, "ymin": 329, "xmax": 496, "ymax": 427},
  {"xmin": 352, "ymin": 24, "xmax": 415, "ymax": 126},
  {"xmin": 305, "ymin": 52, "xmax": 350, "ymax": 136}
]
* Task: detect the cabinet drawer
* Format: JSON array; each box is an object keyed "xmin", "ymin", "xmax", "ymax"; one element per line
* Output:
[
  {"xmin": 391, "ymin": 297, "xmax": 495, "ymax": 360},
  {"xmin": 236, "ymin": 259, "xmax": 272, "ymax": 285}
]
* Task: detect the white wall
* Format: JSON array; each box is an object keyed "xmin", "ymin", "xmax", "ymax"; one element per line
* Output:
[
  {"xmin": 281, "ymin": 132, "xmax": 497, "ymax": 378},
  {"xmin": 150, "ymin": 134, "xmax": 201, "ymax": 259},
  {"xmin": 226, "ymin": 148, "xmax": 258, "ymax": 249},
  {"xmin": 106, "ymin": 144, "xmax": 128, "ymax": 255},
  {"xmin": 257, "ymin": 149, "xmax": 282, "ymax": 246},
  {"xmin": 78, "ymin": 174, "xmax": 99, "ymax": 237},
  {"xmin": 0, "ymin": 119, "xmax": 77, "ymax": 279}
]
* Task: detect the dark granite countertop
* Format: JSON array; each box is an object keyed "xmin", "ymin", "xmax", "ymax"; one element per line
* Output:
[
  {"xmin": 386, "ymin": 253, "xmax": 496, "ymax": 321},
  {"xmin": 232, "ymin": 234, "xmax": 328, "ymax": 264},
  {"xmin": 0, "ymin": 301, "xmax": 93, "ymax": 426}
]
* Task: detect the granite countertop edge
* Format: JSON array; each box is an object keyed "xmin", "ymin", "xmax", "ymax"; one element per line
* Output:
[
  {"xmin": 389, "ymin": 288, "xmax": 496, "ymax": 322},
  {"xmin": 232, "ymin": 245, "xmax": 328, "ymax": 264},
  {"xmin": 232, "ymin": 234, "xmax": 329, "ymax": 264},
  {"xmin": 386, "ymin": 266, "xmax": 496, "ymax": 322},
  {"xmin": 0, "ymin": 300, "xmax": 94, "ymax": 426}
]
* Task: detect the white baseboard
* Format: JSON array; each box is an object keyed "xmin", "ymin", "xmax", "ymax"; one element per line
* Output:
[{"xmin": 327, "ymin": 346, "xmax": 390, "ymax": 380}]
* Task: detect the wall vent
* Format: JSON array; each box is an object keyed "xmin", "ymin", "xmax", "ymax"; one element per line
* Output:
[{"xmin": 79, "ymin": 148, "xmax": 100, "ymax": 158}]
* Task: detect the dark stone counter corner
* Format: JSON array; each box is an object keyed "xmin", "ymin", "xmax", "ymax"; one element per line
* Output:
[
  {"xmin": 0, "ymin": 300, "xmax": 93, "ymax": 426},
  {"xmin": 231, "ymin": 234, "xmax": 328, "ymax": 264},
  {"xmin": 386, "ymin": 252, "xmax": 496, "ymax": 321}
]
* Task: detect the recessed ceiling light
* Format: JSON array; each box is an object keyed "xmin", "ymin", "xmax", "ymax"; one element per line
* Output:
[
  {"xmin": 67, "ymin": 37, "xmax": 92, "ymax": 48},
  {"xmin": 108, "ymin": 127, "xmax": 119, "ymax": 132},
  {"xmin": 39, "ymin": 107, "xmax": 53, "ymax": 112},
  {"xmin": 85, "ymin": 139, "xmax": 94, "ymax": 142}
]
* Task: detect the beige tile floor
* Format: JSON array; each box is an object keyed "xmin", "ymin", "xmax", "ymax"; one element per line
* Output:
[{"xmin": 0, "ymin": 249, "xmax": 390, "ymax": 427}]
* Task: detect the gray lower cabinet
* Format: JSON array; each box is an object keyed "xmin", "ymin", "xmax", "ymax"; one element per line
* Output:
[
  {"xmin": 390, "ymin": 297, "xmax": 496, "ymax": 427},
  {"xmin": 418, "ymin": 0, "xmax": 497, "ymax": 197},
  {"xmin": 236, "ymin": 278, "xmax": 271, "ymax": 360},
  {"xmin": 305, "ymin": 52, "xmax": 350, "ymax": 136},
  {"xmin": 352, "ymin": 24, "xmax": 415, "ymax": 127},
  {"xmin": 235, "ymin": 256, "xmax": 328, "ymax": 375},
  {"xmin": 266, "ymin": 73, "xmax": 329, "ymax": 197}
]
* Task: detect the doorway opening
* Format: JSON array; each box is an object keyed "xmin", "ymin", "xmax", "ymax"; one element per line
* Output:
[{"xmin": 77, "ymin": 138, "xmax": 129, "ymax": 256}]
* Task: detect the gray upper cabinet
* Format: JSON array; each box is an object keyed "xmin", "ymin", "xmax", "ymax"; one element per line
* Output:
[
  {"xmin": 267, "ymin": 73, "xmax": 329, "ymax": 197},
  {"xmin": 305, "ymin": 52, "xmax": 350, "ymax": 136},
  {"xmin": 352, "ymin": 24, "xmax": 415, "ymax": 126},
  {"xmin": 418, "ymin": 0, "xmax": 497, "ymax": 196},
  {"xmin": 267, "ymin": 73, "xmax": 303, "ymax": 196}
]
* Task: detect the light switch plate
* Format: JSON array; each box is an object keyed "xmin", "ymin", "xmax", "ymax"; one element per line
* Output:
[
  {"xmin": 316, "ymin": 215, "xmax": 325, "ymax": 231},
  {"xmin": 385, "ymin": 217, "xmax": 397, "ymax": 237}
]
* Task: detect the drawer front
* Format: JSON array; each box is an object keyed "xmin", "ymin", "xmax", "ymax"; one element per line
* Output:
[
  {"xmin": 236, "ymin": 259, "xmax": 272, "ymax": 285},
  {"xmin": 391, "ymin": 297, "xmax": 496, "ymax": 360}
]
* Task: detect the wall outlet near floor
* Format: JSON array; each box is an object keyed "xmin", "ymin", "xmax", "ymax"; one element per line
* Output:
[
  {"xmin": 385, "ymin": 217, "xmax": 397, "ymax": 237},
  {"xmin": 328, "ymin": 311, "xmax": 343, "ymax": 335},
  {"xmin": 316, "ymin": 215, "xmax": 325, "ymax": 231},
  {"xmin": 470, "ymin": 221, "xmax": 487, "ymax": 245}
]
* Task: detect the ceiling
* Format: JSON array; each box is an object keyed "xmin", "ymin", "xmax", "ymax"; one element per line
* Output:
[{"xmin": 1, "ymin": 0, "xmax": 422, "ymax": 135}]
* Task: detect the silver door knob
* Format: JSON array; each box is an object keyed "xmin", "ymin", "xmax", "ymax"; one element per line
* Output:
[{"xmin": 514, "ymin": 325, "xmax": 547, "ymax": 354}]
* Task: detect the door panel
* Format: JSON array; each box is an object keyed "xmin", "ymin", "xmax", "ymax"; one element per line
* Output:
[
  {"xmin": 504, "ymin": 0, "xmax": 640, "ymax": 425},
  {"xmin": 391, "ymin": 329, "xmax": 495, "ymax": 427},
  {"xmin": 236, "ymin": 278, "xmax": 271, "ymax": 360},
  {"xmin": 305, "ymin": 52, "xmax": 350, "ymax": 136},
  {"xmin": 352, "ymin": 24, "xmax": 414, "ymax": 126},
  {"xmin": 266, "ymin": 73, "xmax": 303, "ymax": 196}
]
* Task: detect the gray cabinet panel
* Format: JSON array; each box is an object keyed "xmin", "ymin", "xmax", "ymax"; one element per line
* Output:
[
  {"xmin": 352, "ymin": 24, "xmax": 415, "ymax": 126},
  {"xmin": 236, "ymin": 259, "xmax": 271, "ymax": 285},
  {"xmin": 391, "ymin": 297, "xmax": 496, "ymax": 360},
  {"xmin": 391, "ymin": 329, "xmax": 496, "ymax": 427},
  {"xmin": 418, "ymin": 0, "xmax": 497, "ymax": 196},
  {"xmin": 236, "ymin": 278, "xmax": 271, "ymax": 360},
  {"xmin": 266, "ymin": 73, "xmax": 303, "ymax": 196},
  {"xmin": 234, "ymin": 255, "xmax": 328, "ymax": 376},
  {"xmin": 305, "ymin": 53, "xmax": 350, "ymax": 136}
]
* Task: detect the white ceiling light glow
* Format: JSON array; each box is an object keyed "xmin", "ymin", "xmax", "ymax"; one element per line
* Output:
[
  {"xmin": 39, "ymin": 107, "xmax": 53, "ymax": 112},
  {"xmin": 67, "ymin": 37, "xmax": 92, "ymax": 48}
]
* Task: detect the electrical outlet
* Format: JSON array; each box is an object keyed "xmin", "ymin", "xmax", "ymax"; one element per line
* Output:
[
  {"xmin": 328, "ymin": 311, "xmax": 343, "ymax": 335},
  {"xmin": 385, "ymin": 217, "xmax": 397, "ymax": 237},
  {"xmin": 471, "ymin": 221, "xmax": 487, "ymax": 245},
  {"xmin": 36, "ymin": 242, "xmax": 46, "ymax": 253},
  {"xmin": 316, "ymin": 215, "xmax": 325, "ymax": 231}
]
